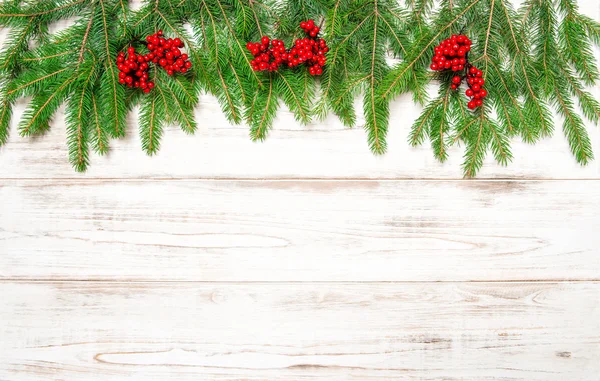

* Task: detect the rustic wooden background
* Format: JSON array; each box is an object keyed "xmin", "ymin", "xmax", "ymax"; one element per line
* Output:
[{"xmin": 1, "ymin": 2, "xmax": 600, "ymax": 379}]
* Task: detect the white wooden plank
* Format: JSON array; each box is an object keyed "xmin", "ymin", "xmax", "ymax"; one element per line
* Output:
[
  {"xmin": 1, "ymin": 179, "xmax": 598, "ymax": 281},
  {"xmin": 1, "ymin": 94, "xmax": 599, "ymax": 179},
  {"xmin": 0, "ymin": 282, "xmax": 598, "ymax": 381}
]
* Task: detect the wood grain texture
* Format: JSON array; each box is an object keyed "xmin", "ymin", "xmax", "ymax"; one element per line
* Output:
[
  {"xmin": 1, "ymin": 282, "xmax": 598, "ymax": 381},
  {"xmin": 1, "ymin": 2, "xmax": 599, "ymax": 379},
  {"xmin": 1, "ymin": 179, "xmax": 598, "ymax": 281},
  {"xmin": 0, "ymin": 95, "xmax": 599, "ymax": 179}
]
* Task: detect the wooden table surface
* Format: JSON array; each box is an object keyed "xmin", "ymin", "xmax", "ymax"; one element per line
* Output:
[{"xmin": 1, "ymin": 3, "xmax": 600, "ymax": 379}]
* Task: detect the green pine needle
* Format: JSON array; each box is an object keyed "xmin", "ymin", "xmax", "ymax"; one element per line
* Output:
[{"xmin": 0, "ymin": 0, "xmax": 598, "ymax": 176}]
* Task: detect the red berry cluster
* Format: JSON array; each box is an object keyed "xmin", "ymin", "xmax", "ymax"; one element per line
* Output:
[
  {"xmin": 117, "ymin": 47, "xmax": 154, "ymax": 93},
  {"xmin": 246, "ymin": 37, "xmax": 287, "ymax": 72},
  {"xmin": 289, "ymin": 36, "xmax": 328, "ymax": 75},
  {"xmin": 464, "ymin": 66, "xmax": 487, "ymax": 109},
  {"xmin": 430, "ymin": 34, "xmax": 472, "ymax": 72},
  {"xmin": 116, "ymin": 30, "xmax": 192, "ymax": 93},
  {"xmin": 299, "ymin": 19, "xmax": 320, "ymax": 37},
  {"xmin": 246, "ymin": 19, "xmax": 329, "ymax": 76},
  {"xmin": 430, "ymin": 34, "xmax": 488, "ymax": 110},
  {"xmin": 145, "ymin": 30, "xmax": 192, "ymax": 76}
]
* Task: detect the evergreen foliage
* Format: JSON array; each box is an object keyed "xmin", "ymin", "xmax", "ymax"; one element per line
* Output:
[{"xmin": 0, "ymin": 0, "xmax": 598, "ymax": 175}]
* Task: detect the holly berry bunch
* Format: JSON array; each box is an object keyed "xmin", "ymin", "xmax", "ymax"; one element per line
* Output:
[
  {"xmin": 299, "ymin": 19, "xmax": 320, "ymax": 37},
  {"xmin": 430, "ymin": 34, "xmax": 471, "ymax": 72},
  {"xmin": 288, "ymin": 36, "xmax": 328, "ymax": 75},
  {"xmin": 430, "ymin": 33, "xmax": 488, "ymax": 110},
  {"xmin": 247, "ymin": 37, "xmax": 288, "ymax": 72},
  {"xmin": 464, "ymin": 66, "xmax": 487, "ymax": 109},
  {"xmin": 116, "ymin": 30, "xmax": 192, "ymax": 93},
  {"xmin": 145, "ymin": 30, "xmax": 192, "ymax": 76},
  {"xmin": 116, "ymin": 47, "xmax": 154, "ymax": 93},
  {"xmin": 246, "ymin": 19, "xmax": 329, "ymax": 76}
]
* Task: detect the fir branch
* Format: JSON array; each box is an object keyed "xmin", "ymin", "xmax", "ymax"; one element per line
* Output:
[
  {"xmin": 379, "ymin": 0, "xmax": 482, "ymax": 100},
  {"xmin": 0, "ymin": 89, "xmax": 12, "ymax": 147},
  {"xmin": 89, "ymin": 91, "xmax": 109, "ymax": 154},
  {"xmin": 19, "ymin": 76, "xmax": 74, "ymax": 137},
  {"xmin": 250, "ymin": 79, "xmax": 278, "ymax": 141},
  {"xmin": 98, "ymin": 0, "xmax": 126, "ymax": 137},
  {"xmin": 462, "ymin": 113, "xmax": 490, "ymax": 178},
  {"xmin": 66, "ymin": 63, "xmax": 96, "ymax": 171},
  {"xmin": 163, "ymin": 74, "xmax": 198, "ymax": 134},
  {"xmin": 275, "ymin": 70, "xmax": 311, "ymax": 124},
  {"xmin": 1, "ymin": 0, "xmax": 599, "ymax": 175},
  {"xmin": 0, "ymin": 0, "xmax": 88, "ymax": 20},
  {"xmin": 195, "ymin": 2, "xmax": 242, "ymax": 123}
]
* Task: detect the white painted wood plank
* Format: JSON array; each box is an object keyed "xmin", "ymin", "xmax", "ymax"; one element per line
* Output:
[
  {"xmin": 0, "ymin": 95, "xmax": 599, "ymax": 179},
  {"xmin": 0, "ymin": 282, "xmax": 598, "ymax": 381},
  {"xmin": 1, "ymin": 179, "xmax": 598, "ymax": 281}
]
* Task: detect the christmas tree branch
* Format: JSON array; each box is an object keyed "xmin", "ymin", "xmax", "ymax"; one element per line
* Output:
[{"xmin": 0, "ymin": 0, "xmax": 598, "ymax": 176}]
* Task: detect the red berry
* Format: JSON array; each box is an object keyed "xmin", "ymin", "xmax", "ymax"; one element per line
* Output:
[
  {"xmin": 468, "ymin": 101, "xmax": 476, "ymax": 110},
  {"xmin": 476, "ymin": 99, "xmax": 483, "ymax": 106},
  {"xmin": 480, "ymin": 89, "xmax": 488, "ymax": 98},
  {"xmin": 472, "ymin": 84, "xmax": 481, "ymax": 91},
  {"xmin": 466, "ymin": 89, "xmax": 474, "ymax": 97},
  {"xmin": 452, "ymin": 76, "xmax": 461, "ymax": 84}
]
